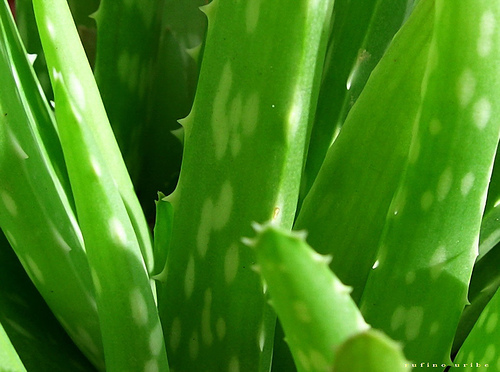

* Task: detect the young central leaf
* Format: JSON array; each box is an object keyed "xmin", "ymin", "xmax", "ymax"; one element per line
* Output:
[{"xmin": 156, "ymin": 0, "xmax": 334, "ymax": 370}]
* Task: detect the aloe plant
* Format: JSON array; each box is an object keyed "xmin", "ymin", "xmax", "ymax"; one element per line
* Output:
[{"xmin": 1, "ymin": 0, "xmax": 500, "ymax": 371}]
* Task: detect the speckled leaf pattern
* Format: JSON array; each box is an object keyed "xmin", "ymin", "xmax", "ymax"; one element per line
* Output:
[
  {"xmin": 360, "ymin": 0, "xmax": 500, "ymax": 365},
  {"xmin": 156, "ymin": 0, "xmax": 334, "ymax": 370},
  {"xmin": 249, "ymin": 224, "xmax": 377, "ymax": 372},
  {"xmin": 0, "ymin": 0, "xmax": 103, "ymax": 367},
  {"xmin": 453, "ymin": 287, "xmax": 500, "ymax": 370},
  {"xmin": 294, "ymin": 0, "xmax": 433, "ymax": 303},
  {"xmin": 32, "ymin": 0, "xmax": 168, "ymax": 370}
]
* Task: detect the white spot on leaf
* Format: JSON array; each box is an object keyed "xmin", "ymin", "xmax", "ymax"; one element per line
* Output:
[
  {"xmin": 472, "ymin": 97, "xmax": 491, "ymax": 129},
  {"xmin": 130, "ymin": 287, "xmax": 148, "ymax": 326},
  {"xmin": 246, "ymin": 0, "xmax": 262, "ymax": 33},
  {"xmin": 1, "ymin": 191, "xmax": 17, "ymax": 217},
  {"xmin": 437, "ymin": 167, "xmax": 453, "ymax": 201},
  {"xmin": 228, "ymin": 356, "xmax": 240, "ymax": 372},
  {"xmin": 461, "ymin": 172, "xmax": 475, "ymax": 196},
  {"xmin": 457, "ymin": 69, "xmax": 476, "ymax": 107},
  {"xmin": 478, "ymin": 11, "xmax": 496, "ymax": 57},
  {"xmin": 170, "ymin": 317, "xmax": 181, "ymax": 352},
  {"xmin": 405, "ymin": 306, "xmax": 424, "ymax": 341}
]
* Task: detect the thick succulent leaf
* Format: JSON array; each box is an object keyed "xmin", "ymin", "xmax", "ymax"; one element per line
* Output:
[
  {"xmin": 248, "ymin": 224, "xmax": 369, "ymax": 371},
  {"xmin": 0, "ymin": 0, "xmax": 103, "ymax": 367},
  {"xmin": 452, "ymin": 286, "xmax": 500, "ymax": 370},
  {"xmin": 333, "ymin": 330, "xmax": 410, "ymax": 372},
  {"xmin": 249, "ymin": 224, "xmax": 409, "ymax": 372},
  {"xmin": 0, "ymin": 322, "xmax": 26, "ymax": 372},
  {"xmin": 294, "ymin": 0, "xmax": 433, "ymax": 303},
  {"xmin": 360, "ymin": 0, "xmax": 500, "ymax": 365},
  {"xmin": 33, "ymin": 0, "xmax": 154, "ymax": 273},
  {"xmin": 93, "ymin": 0, "xmax": 165, "ymax": 184},
  {"xmin": 156, "ymin": 0, "xmax": 334, "ymax": 369},
  {"xmin": 15, "ymin": 0, "xmax": 99, "ymax": 101},
  {"xmin": 0, "ymin": 231, "xmax": 96, "ymax": 372},
  {"xmin": 300, "ymin": 0, "xmax": 416, "ymax": 200},
  {"xmin": 32, "ymin": 0, "xmax": 169, "ymax": 370}
]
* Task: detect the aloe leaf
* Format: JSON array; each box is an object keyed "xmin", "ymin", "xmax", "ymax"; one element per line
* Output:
[
  {"xmin": 93, "ymin": 0, "xmax": 165, "ymax": 184},
  {"xmin": 360, "ymin": 0, "xmax": 500, "ymax": 364},
  {"xmin": 452, "ymin": 287, "xmax": 500, "ymax": 370},
  {"xmin": 294, "ymin": 0, "xmax": 433, "ymax": 303},
  {"xmin": 333, "ymin": 330, "xmax": 410, "ymax": 372},
  {"xmin": 0, "ymin": 322, "xmax": 26, "ymax": 372},
  {"xmin": 33, "ymin": 0, "xmax": 154, "ymax": 273},
  {"xmin": 0, "ymin": 0, "xmax": 104, "ymax": 367},
  {"xmin": 32, "ymin": 0, "xmax": 169, "ymax": 370},
  {"xmin": 300, "ymin": 0, "xmax": 416, "ymax": 200},
  {"xmin": 156, "ymin": 0, "xmax": 334, "ymax": 369},
  {"xmin": 0, "ymin": 231, "xmax": 96, "ymax": 372},
  {"xmin": 15, "ymin": 0, "xmax": 99, "ymax": 101},
  {"xmin": 249, "ymin": 224, "xmax": 409, "ymax": 372},
  {"xmin": 247, "ymin": 224, "xmax": 364, "ymax": 370}
]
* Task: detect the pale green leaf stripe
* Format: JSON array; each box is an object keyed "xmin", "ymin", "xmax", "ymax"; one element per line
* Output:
[
  {"xmin": 156, "ymin": 0, "xmax": 334, "ymax": 369},
  {"xmin": 294, "ymin": 0, "xmax": 433, "ymax": 303},
  {"xmin": 0, "ymin": 0, "xmax": 103, "ymax": 367},
  {"xmin": 32, "ymin": 0, "xmax": 155, "ymax": 274},
  {"xmin": 453, "ymin": 287, "xmax": 500, "ymax": 370},
  {"xmin": 0, "ymin": 321, "xmax": 26, "ymax": 372},
  {"xmin": 31, "ymin": 0, "xmax": 169, "ymax": 370},
  {"xmin": 360, "ymin": 0, "xmax": 500, "ymax": 365}
]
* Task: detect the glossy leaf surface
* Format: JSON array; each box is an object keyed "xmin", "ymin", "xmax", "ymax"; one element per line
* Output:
[
  {"xmin": 360, "ymin": 0, "xmax": 500, "ymax": 364},
  {"xmin": 157, "ymin": 0, "xmax": 334, "ymax": 369},
  {"xmin": 0, "ymin": 0, "xmax": 103, "ymax": 366},
  {"xmin": 295, "ymin": 0, "xmax": 433, "ymax": 303},
  {"xmin": 32, "ymin": 0, "xmax": 168, "ymax": 369}
]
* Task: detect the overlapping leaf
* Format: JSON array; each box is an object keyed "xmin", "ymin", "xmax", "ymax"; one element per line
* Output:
[{"xmin": 32, "ymin": 0, "xmax": 168, "ymax": 369}]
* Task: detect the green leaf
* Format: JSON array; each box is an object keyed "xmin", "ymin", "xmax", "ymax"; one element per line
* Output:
[
  {"xmin": 453, "ymin": 287, "xmax": 500, "ymax": 370},
  {"xmin": 300, "ymin": 0, "xmax": 416, "ymax": 201},
  {"xmin": 248, "ymin": 224, "xmax": 369, "ymax": 371},
  {"xmin": 0, "ymin": 0, "xmax": 103, "ymax": 366},
  {"xmin": 360, "ymin": 0, "xmax": 500, "ymax": 364},
  {"xmin": 249, "ymin": 224, "xmax": 410, "ymax": 372},
  {"xmin": 0, "ymin": 231, "xmax": 96, "ymax": 372},
  {"xmin": 32, "ymin": 0, "xmax": 169, "ymax": 370},
  {"xmin": 294, "ymin": 0, "xmax": 433, "ymax": 303},
  {"xmin": 156, "ymin": 0, "xmax": 335, "ymax": 369},
  {"xmin": 333, "ymin": 330, "xmax": 410, "ymax": 372}
]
